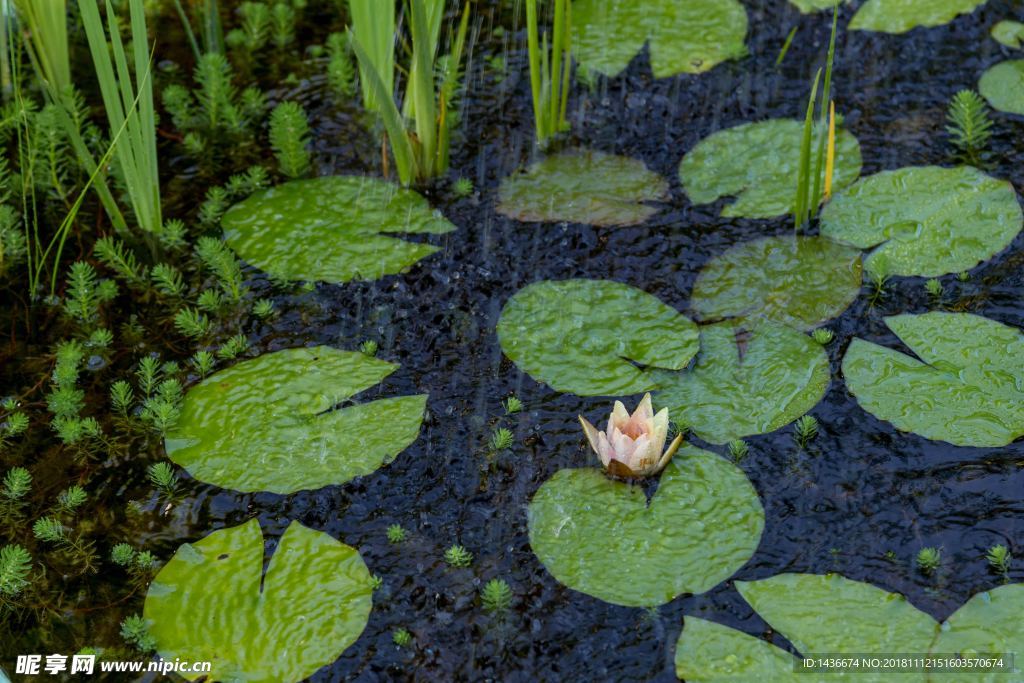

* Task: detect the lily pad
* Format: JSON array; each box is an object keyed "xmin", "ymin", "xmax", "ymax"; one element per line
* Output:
[
  {"xmin": 842, "ymin": 312, "xmax": 1024, "ymax": 447},
  {"xmin": 992, "ymin": 20, "xmax": 1024, "ymax": 48},
  {"xmin": 496, "ymin": 150, "xmax": 669, "ymax": 227},
  {"xmin": 165, "ymin": 346, "xmax": 426, "ymax": 493},
  {"xmin": 820, "ymin": 166, "xmax": 1022, "ymax": 278},
  {"xmin": 654, "ymin": 322, "xmax": 829, "ymax": 445},
  {"xmin": 680, "ymin": 119, "xmax": 862, "ymax": 219},
  {"xmin": 221, "ymin": 176, "xmax": 455, "ymax": 283},
  {"xmin": 850, "ymin": 0, "xmax": 988, "ymax": 34},
  {"xmin": 789, "ymin": 0, "xmax": 846, "ymax": 12},
  {"xmin": 676, "ymin": 574, "xmax": 1024, "ymax": 682},
  {"xmin": 528, "ymin": 444, "xmax": 764, "ymax": 607},
  {"xmin": 572, "ymin": 0, "xmax": 748, "ymax": 78},
  {"xmin": 144, "ymin": 520, "xmax": 373, "ymax": 682},
  {"xmin": 496, "ymin": 279, "xmax": 699, "ymax": 396},
  {"xmin": 691, "ymin": 236, "xmax": 862, "ymax": 330},
  {"xmin": 980, "ymin": 60, "xmax": 1024, "ymax": 115}
]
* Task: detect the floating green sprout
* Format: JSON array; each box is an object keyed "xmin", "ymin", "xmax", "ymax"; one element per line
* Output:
[
  {"xmin": 147, "ymin": 462, "xmax": 178, "ymax": 495},
  {"xmin": 445, "ymin": 544, "xmax": 473, "ymax": 568},
  {"xmin": 111, "ymin": 543, "xmax": 136, "ymax": 567},
  {"xmin": 946, "ymin": 90, "xmax": 991, "ymax": 163},
  {"xmin": 925, "ymin": 278, "xmax": 943, "ymax": 299},
  {"xmin": 0, "ymin": 544, "xmax": 32, "ymax": 596},
  {"xmin": 2, "ymin": 467, "xmax": 31, "ymax": 500},
  {"xmin": 359, "ymin": 340, "xmax": 378, "ymax": 357},
  {"xmin": 916, "ymin": 547, "xmax": 941, "ymax": 574},
  {"xmin": 387, "ymin": 524, "xmax": 406, "ymax": 544},
  {"xmin": 489, "ymin": 427, "xmax": 514, "ymax": 452},
  {"xmin": 987, "ymin": 544, "xmax": 1012, "ymax": 576},
  {"xmin": 453, "ymin": 177, "xmax": 474, "ymax": 197},
  {"xmin": 392, "ymin": 628, "xmax": 412, "ymax": 647},
  {"xmin": 217, "ymin": 334, "xmax": 250, "ymax": 361},
  {"xmin": 728, "ymin": 440, "xmax": 749, "ymax": 461},
  {"xmin": 120, "ymin": 614, "xmax": 156, "ymax": 652},
  {"xmin": 811, "ymin": 328, "xmax": 834, "ymax": 345},
  {"xmin": 481, "ymin": 578, "xmax": 514, "ymax": 612},
  {"xmin": 369, "ymin": 574, "xmax": 383, "ymax": 591},
  {"xmin": 503, "ymin": 396, "xmax": 523, "ymax": 415},
  {"xmin": 794, "ymin": 415, "xmax": 819, "ymax": 447},
  {"xmin": 252, "ymin": 298, "xmax": 276, "ymax": 319},
  {"xmin": 33, "ymin": 516, "xmax": 65, "ymax": 543},
  {"xmin": 958, "ymin": 271, "xmax": 971, "ymax": 282},
  {"xmin": 56, "ymin": 486, "xmax": 87, "ymax": 513},
  {"xmin": 190, "ymin": 351, "xmax": 216, "ymax": 378},
  {"xmin": 269, "ymin": 101, "xmax": 311, "ymax": 179}
]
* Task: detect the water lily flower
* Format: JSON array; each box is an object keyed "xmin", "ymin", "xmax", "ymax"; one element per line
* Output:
[{"xmin": 578, "ymin": 394, "xmax": 683, "ymax": 479}]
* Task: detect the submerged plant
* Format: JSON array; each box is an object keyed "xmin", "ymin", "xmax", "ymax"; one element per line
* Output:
[
  {"xmin": 916, "ymin": 547, "xmax": 941, "ymax": 574},
  {"xmin": 0, "ymin": 544, "xmax": 32, "ymax": 597},
  {"xmin": 359, "ymin": 340, "xmax": 378, "ymax": 357},
  {"xmin": 503, "ymin": 395, "xmax": 523, "ymax": 415},
  {"xmin": 120, "ymin": 614, "xmax": 156, "ymax": 652},
  {"xmin": 453, "ymin": 177, "xmax": 474, "ymax": 197},
  {"xmin": 793, "ymin": 415, "xmax": 819, "ymax": 447},
  {"xmin": 811, "ymin": 328, "xmax": 834, "ymax": 345},
  {"xmin": 579, "ymin": 394, "xmax": 683, "ymax": 479},
  {"xmin": 526, "ymin": 0, "xmax": 572, "ymax": 146},
  {"xmin": 1, "ymin": 467, "xmax": 31, "ymax": 501},
  {"xmin": 987, "ymin": 544, "xmax": 1012, "ymax": 577},
  {"xmin": 325, "ymin": 32, "xmax": 356, "ymax": 100},
  {"xmin": 386, "ymin": 524, "xmax": 406, "ymax": 544},
  {"xmin": 481, "ymin": 578, "xmax": 514, "ymax": 612},
  {"xmin": 925, "ymin": 278, "xmax": 943, "ymax": 299},
  {"xmin": 392, "ymin": 628, "xmax": 412, "ymax": 647},
  {"xmin": 946, "ymin": 90, "xmax": 991, "ymax": 164},
  {"xmin": 728, "ymin": 439, "xmax": 748, "ymax": 461},
  {"xmin": 269, "ymin": 101, "xmax": 312, "ymax": 178},
  {"xmin": 252, "ymin": 298, "xmax": 276, "ymax": 319},
  {"xmin": 489, "ymin": 427, "xmax": 514, "ymax": 452},
  {"xmin": 444, "ymin": 544, "xmax": 473, "ymax": 568},
  {"xmin": 148, "ymin": 462, "xmax": 178, "ymax": 495}
]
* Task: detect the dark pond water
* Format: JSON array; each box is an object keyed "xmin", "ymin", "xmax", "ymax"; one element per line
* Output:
[{"xmin": 6, "ymin": 0, "xmax": 1024, "ymax": 680}]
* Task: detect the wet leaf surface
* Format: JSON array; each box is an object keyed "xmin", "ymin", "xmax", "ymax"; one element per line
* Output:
[
  {"xmin": 842, "ymin": 312, "xmax": 1024, "ymax": 447},
  {"xmin": 145, "ymin": 520, "xmax": 373, "ymax": 683},
  {"xmin": 165, "ymin": 347, "xmax": 426, "ymax": 493},
  {"xmin": 527, "ymin": 444, "xmax": 764, "ymax": 607},
  {"xmin": 850, "ymin": 0, "xmax": 989, "ymax": 34},
  {"xmin": 820, "ymin": 166, "xmax": 1022, "ymax": 278},
  {"xmin": 980, "ymin": 60, "xmax": 1024, "ymax": 115},
  {"xmin": 221, "ymin": 176, "xmax": 455, "ymax": 283},
  {"xmin": 679, "ymin": 119, "xmax": 862, "ymax": 219},
  {"xmin": 496, "ymin": 150, "xmax": 669, "ymax": 227},
  {"xmin": 991, "ymin": 20, "xmax": 1024, "ymax": 48}
]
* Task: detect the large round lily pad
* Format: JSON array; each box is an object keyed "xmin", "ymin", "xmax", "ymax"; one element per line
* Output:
[
  {"xmin": 497, "ymin": 279, "xmax": 699, "ymax": 396},
  {"xmin": 676, "ymin": 574, "xmax": 1024, "ymax": 683},
  {"xmin": 654, "ymin": 322, "xmax": 829, "ymax": 445},
  {"xmin": 572, "ymin": 0, "xmax": 748, "ymax": 78},
  {"xmin": 850, "ymin": 0, "xmax": 988, "ymax": 34},
  {"xmin": 980, "ymin": 60, "xmax": 1024, "ymax": 115},
  {"xmin": 820, "ymin": 166, "xmax": 1023, "ymax": 278},
  {"xmin": 691, "ymin": 236, "xmax": 862, "ymax": 330},
  {"xmin": 165, "ymin": 346, "xmax": 426, "ymax": 493},
  {"xmin": 679, "ymin": 119, "xmax": 862, "ymax": 218},
  {"xmin": 528, "ymin": 444, "xmax": 764, "ymax": 607},
  {"xmin": 221, "ymin": 176, "xmax": 455, "ymax": 283},
  {"xmin": 145, "ymin": 520, "xmax": 373, "ymax": 682},
  {"xmin": 496, "ymin": 150, "xmax": 669, "ymax": 227},
  {"xmin": 992, "ymin": 21, "xmax": 1024, "ymax": 49},
  {"xmin": 842, "ymin": 312, "xmax": 1024, "ymax": 447}
]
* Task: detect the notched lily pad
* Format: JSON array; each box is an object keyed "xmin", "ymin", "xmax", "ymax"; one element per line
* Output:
[
  {"xmin": 842, "ymin": 312, "xmax": 1024, "ymax": 447},
  {"xmin": 221, "ymin": 175, "xmax": 455, "ymax": 283},
  {"xmin": 654, "ymin": 322, "xmax": 829, "ymax": 445},
  {"xmin": 820, "ymin": 166, "xmax": 1022, "ymax": 278},
  {"xmin": 679, "ymin": 119, "xmax": 862, "ymax": 219},
  {"xmin": 496, "ymin": 279, "xmax": 699, "ymax": 396},
  {"xmin": 165, "ymin": 346, "xmax": 426, "ymax": 493},
  {"xmin": 676, "ymin": 574, "xmax": 1024, "ymax": 683},
  {"xmin": 992, "ymin": 20, "xmax": 1024, "ymax": 48},
  {"xmin": 496, "ymin": 150, "xmax": 669, "ymax": 227},
  {"xmin": 145, "ymin": 520, "xmax": 373, "ymax": 683},
  {"xmin": 572, "ymin": 0, "xmax": 748, "ymax": 78},
  {"xmin": 980, "ymin": 60, "xmax": 1024, "ymax": 115},
  {"xmin": 691, "ymin": 235, "xmax": 862, "ymax": 330},
  {"xmin": 850, "ymin": 0, "xmax": 989, "ymax": 34},
  {"xmin": 528, "ymin": 445, "xmax": 764, "ymax": 607}
]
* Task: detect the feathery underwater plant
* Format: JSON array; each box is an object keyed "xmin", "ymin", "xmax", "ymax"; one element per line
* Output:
[
  {"xmin": 489, "ymin": 427, "xmax": 514, "ymax": 452},
  {"xmin": 269, "ymin": 101, "xmax": 311, "ymax": 178},
  {"xmin": 386, "ymin": 524, "xmax": 406, "ymax": 544},
  {"xmin": 794, "ymin": 415, "xmax": 819, "ymax": 448},
  {"xmin": 811, "ymin": 328, "xmax": 834, "ymax": 345},
  {"xmin": 392, "ymin": 628, "xmax": 412, "ymax": 647},
  {"xmin": 444, "ymin": 544, "xmax": 473, "ymax": 568},
  {"xmin": 987, "ymin": 544, "xmax": 1012, "ymax": 577},
  {"xmin": 503, "ymin": 395, "xmax": 523, "ymax": 415},
  {"xmin": 481, "ymin": 578, "xmax": 514, "ymax": 612},
  {"xmin": 946, "ymin": 90, "xmax": 992, "ymax": 164},
  {"xmin": 728, "ymin": 439, "xmax": 749, "ymax": 461},
  {"xmin": 916, "ymin": 547, "xmax": 941, "ymax": 575}
]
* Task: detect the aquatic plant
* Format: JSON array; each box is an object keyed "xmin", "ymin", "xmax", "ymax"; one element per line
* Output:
[
  {"xmin": 1, "ymin": 467, "xmax": 31, "ymax": 501},
  {"xmin": 392, "ymin": 628, "xmax": 412, "ymax": 647},
  {"xmin": 386, "ymin": 524, "xmax": 406, "ymax": 544},
  {"xmin": 269, "ymin": 101, "xmax": 312, "ymax": 178},
  {"xmin": 369, "ymin": 574, "xmax": 383, "ymax": 591},
  {"xmin": 56, "ymin": 486, "xmax": 87, "ymax": 514},
  {"xmin": 190, "ymin": 351, "xmax": 216, "ymax": 378},
  {"xmin": 811, "ymin": 328, "xmax": 834, "ymax": 345},
  {"xmin": 793, "ymin": 415, "xmax": 819, "ymax": 448},
  {"xmin": 62, "ymin": 261, "xmax": 117, "ymax": 330},
  {"xmin": 481, "ymin": 578, "xmax": 514, "ymax": 612},
  {"xmin": 325, "ymin": 33, "xmax": 356, "ymax": 100},
  {"xmin": 111, "ymin": 543, "xmax": 136, "ymax": 567},
  {"xmin": 252, "ymin": 298, "xmax": 276, "ymax": 319},
  {"xmin": 147, "ymin": 462, "xmax": 178, "ymax": 495},
  {"xmin": 525, "ymin": 0, "xmax": 571, "ymax": 146},
  {"xmin": 925, "ymin": 278, "xmax": 943, "ymax": 299},
  {"xmin": 453, "ymin": 177, "xmax": 474, "ymax": 197},
  {"xmin": 173, "ymin": 307, "xmax": 213, "ymax": 340},
  {"xmin": 359, "ymin": 340, "xmax": 378, "ymax": 357},
  {"xmin": 728, "ymin": 439, "xmax": 748, "ymax": 461},
  {"xmin": 0, "ymin": 544, "xmax": 33, "ymax": 597},
  {"xmin": 946, "ymin": 90, "xmax": 991, "ymax": 164},
  {"xmin": 216, "ymin": 333, "xmax": 250, "ymax": 360},
  {"xmin": 347, "ymin": 0, "xmax": 395, "ymax": 115},
  {"xmin": 503, "ymin": 396, "xmax": 523, "ymax": 415},
  {"xmin": 171, "ymin": 0, "xmax": 224, "ymax": 59},
  {"xmin": 489, "ymin": 427, "xmax": 514, "ymax": 452},
  {"xmin": 349, "ymin": 0, "xmax": 470, "ymax": 185},
  {"xmin": 0, "ymin": 411, "xmax": 28, "ymax": 452},
  {"xmin": 120, "ymin": 614, "xmax": 156, "ymax": 652},
  {"xmin": 916, "ymin": 547, "xmax": 941, "ymax": 574},
  {"xmin": 579, "ymin": 394, "xmax": 682, "ymax": 479},
  {"xmin": 444, "ymin": 544, "xmax": 473, "ymax": 568},
  {"xmin": 987, "ymin": 544, "xmax": 1012, "ymax": 577}
]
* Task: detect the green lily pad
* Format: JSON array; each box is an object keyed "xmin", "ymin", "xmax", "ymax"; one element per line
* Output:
[
  {"xmin": 679, "ymin": 119, "xmax": 862, "ymax": 219},
  {"xmin": 820, "ymin": 166, "xmax": 1022, "ymax": 278},
  {"xmin": 992, "ymin": 20, "xmax": 1024, "ymax": 48},
  {"xmin": 496, "ymin": 279, "xmax": 699, "ymax": 396},
  {"xmin": 572, "ymin": 0, "xmax": 748, "ymax": 78},
  {"xmin": 221, "ymin": 176, "xmax": 455, "ymax": 283},
  {"xmin": 496, "ymin": 150, "xmax": 669, "ymax": 227},
  {"xmin": 980, "ymin": 60, "xmax": 1024, "ymax": 115},
  {"xmin": 144, "ymin": 520, "xmax": 373, "ymax": 683},
  {"xmin": 165, "ymin": 346, "xmax": 426, "ymax": 493},
  {"xmin": 654, "ymin": 322, "xmax": 829, "ymax": 445},
  {"xmin": 842, "ymin": 312, "xmax": 1024, "ymax": 447},
  {"xmin": 528, "ymin": 444, "xmax": 764, "ymax": 607},
  {"xmin": 789, "ymin": 0, "xmax": 846, "ymax": 12},
  {"xmin": 850, "ymin": 0, "xmax": 988, "ymax": 34},
  {"xmin": 676, "ymin": 574, "xmax": 1024, "ymax": 682},
  {"xmin": 691, "ymin": 236, "xmax": 862, "ymax": 330}
]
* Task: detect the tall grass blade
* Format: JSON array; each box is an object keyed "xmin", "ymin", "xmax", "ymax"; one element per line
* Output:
[
  {"xmin": 794, "ymin": 68, "xmax": 821, "ymax": 231},
  {"xmin": 824, "ymin": 100, "xmax": 836, "ymax": 200},
  {"xmin": 809, "ymin": 6, "xmax": 839, "ymax": 212},
  {"xmin": 349, "ymin": 0, "xmax": 394, "ymax": 114}
]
